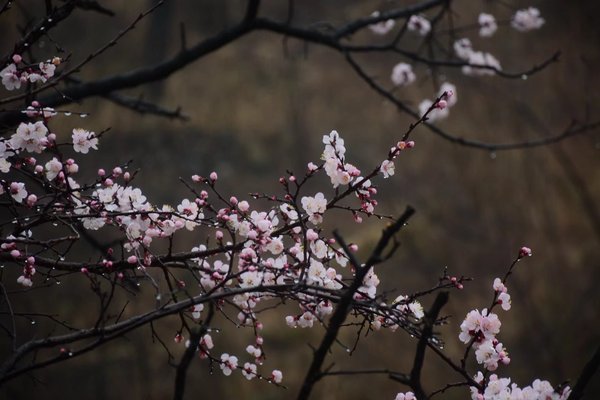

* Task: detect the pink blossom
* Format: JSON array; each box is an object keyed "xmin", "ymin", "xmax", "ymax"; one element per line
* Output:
[
  {"xmin": 219, "ymin": 353, "xmax": 238, "ymax": 376},
  {"xmin": 301, "ymin": 192, "xmax": 327, "ymax": 225},
  {"xmin": 45, "ymin": 157, "xmax": 62, "ymax": 180},
  {"xmin": 368, "ymin": 11, "xmax": 395, "ymax": 35},
  {"xmin": 380, "ymin": 160, "xmax": 395, "ymax": 178},
  {"xmin": 9, "ymin": 182, "xmax": 27, "ymax": 203},
  {"xmin": 391, "ymin": 63, "xmax": 416, "ymax": 86},
  {"xmin": 1, "ymin": 63, "xmax": 21, "ymax": 90},
  {"xmin": 11, "ymin": 122, "xmax": 48, "ymax": 153},
  {"xmin": 511, "ymin": 8, "xmax": 545, "ymax": 32},
  {"xmin": 478, "ymin": 13, "xmax": 497, "ymax": 37},
  {"xmin": 271, "ymin": 369, "xmax": 283, "ymax": 383},
  {"xmin": 407, "ymin": 14, "xmax": 431, "ymax": 36},
  {"xmin": 238, "ymin": 200, "xmax": 250, "ymax": 212},
  {"xmin": 72, "ymin": 129, "xmax": 98, "ymax": 154},
  {"xmin": 242, "ymin": 362, "xmax": 257, "ymax": 380}
]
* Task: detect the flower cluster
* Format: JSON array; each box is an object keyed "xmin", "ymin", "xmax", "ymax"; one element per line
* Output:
[
  {"xmin": 459, "ymin": 308, "xmax": 506, "ymax": 370},
  {"xmin": 461, "ymin": 250, "xmax": 571, "ymax": 399},
  {"xmin": 454, "ymin": 38, "xmax": 502, "ymax": 76},
  {"xmin": 1, "ymin": 54, "xmax": 60, "ymax": 91},
  {"xmin": 470, "ymin": 373, "xmax": 570, "ymax": 400},
  {"xmin": 511, "ymin": 7, "xmax": 545, "ymax": 32}
]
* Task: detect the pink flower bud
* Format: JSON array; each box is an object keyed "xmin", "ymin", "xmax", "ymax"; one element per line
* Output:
[
  {"xmin": 289, "ymin": 175, "xmax": 296, "ymax": 182},
  {"xmin": 26, "ymin": 194, "xmax": 37, "ymax": 207},
  {"xmin": 238, "ymin": 200, "xmax": 250, "ymax": 212},
  {"xmin": 518, "ymin": 246, "xmax": 532, "ymax": 258},
  {"xmin": 47, "ymin": 133, "xmax": 56, "ymax": 142},
  {"xmin": 406, "ymin": 141, "xmax": 415, "ymax": 148},
  {"xmin": 31, "ymin": 100, "xmax": 40, "ymax": 108},
  {"xmin": 209, "ymin": 171, "xmax": 218, "ymax": 181},
  {"xmin": 349, "ymin": 244, "xmax": 359, "ymax": 252},
  {"xmin": 123, "ymin": 172, "xmax": 131, "ymax": 181},
  {"xmin": 127, "ymin": 255, "xmax": 138, "ymax": 264},
  {"xmin": 112, "ymin": 167, "xmax": 123, "ymax": 177},
  {"xmin": 10, "ymin": 249, "xmax": 20, "ymax": 258},
  {"xmin": 34, "ymin": 165, "xmax": 44, "ymax": 174},
  {"xmin": 12, "ymin": 54, "xmax": 22, "ymax": 63},
  {"xmin": 215, "ymin": 230, "xmax": 224, "ymax": 240},
  {"xmin": 97, "ymin": 168, "xmax": 106, "ymax": 177},
  {"xmin": 191, "ymin": 174, "xmax": 201, "ymax": 182},
  {"xmin": 229, "ymin": 196, "xmax": 238, "ymax": 205},
  {"xmin": 437, "ymin": 99, "xmax": 448, "ymax": 109},
  {"xmin": 104, "ymin": 178, "xmax": 114, "ymax": 187}
]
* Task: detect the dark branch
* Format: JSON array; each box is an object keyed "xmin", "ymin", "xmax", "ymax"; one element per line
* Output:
[
  {"xmin": 570, "ymin": 345, "xmax": 600, "ymax": 400},
  {"xmin": 173, "ymin": 305, "xmax": 214, "ymax": 400},
  {"xmin": 296, "ymin": 206, "xmax": 415, "ymax": 400},
  {"xmin": 409, "ymin": 291, "xmax": 449, "ymax": 399}
]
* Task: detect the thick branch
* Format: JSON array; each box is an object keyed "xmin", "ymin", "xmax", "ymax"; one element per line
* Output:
[
  {"xmin": 173, "ymin": 305, "xmax": 214, "ymax": 400},
  {"xmin": 570, "ymin": 345, "xmax": 600, "ymax": 400},
  {"xmin": 296, "ymin": 206, "xmax": 415, "ymax": 400},
  {"xmin": 409, "ymin": 291, "xmax": 449, "ymax": 399}
]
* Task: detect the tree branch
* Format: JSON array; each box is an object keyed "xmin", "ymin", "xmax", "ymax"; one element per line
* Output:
[
  {"xmin": 296, "ymin": 206, "xmax": 415, "ymax": 400},
  {"xmin": 173, "ymin": 304, "xmax": 214, "ymax": 400},
  {"xmin": 570, "ymin": 345, "xmax": 600, "ymax": 400}
]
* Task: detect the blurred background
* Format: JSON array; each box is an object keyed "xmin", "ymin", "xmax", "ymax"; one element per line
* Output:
[{"xmin": 0, "ymin": 0, "xmax": 599, "ymax": 399}]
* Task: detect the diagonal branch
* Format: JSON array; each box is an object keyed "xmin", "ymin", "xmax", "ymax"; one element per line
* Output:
[
  {"xmin": 569, "ymin": 345, "xmax": 600, "ymax": 400},
  {"xmin": 408, "ymin": 291, "xmax": 449, "ymax": 399},
  {"xmin": 173, "ymin": 304, "xmax": 214, "ymax": 400},
  {"xmin": 296, "ymin": 206, "xmax": 415, "ymax": 400}
]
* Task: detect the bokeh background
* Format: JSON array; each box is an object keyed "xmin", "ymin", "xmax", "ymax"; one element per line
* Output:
[{"xmin": 1, "ymin": 1, "xmax": 599, "ymax": 399}]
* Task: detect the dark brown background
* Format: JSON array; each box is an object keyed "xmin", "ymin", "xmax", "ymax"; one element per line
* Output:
[{"xmin": 0, "ymin": 1, "xmax": 598, "ymax": 399}]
